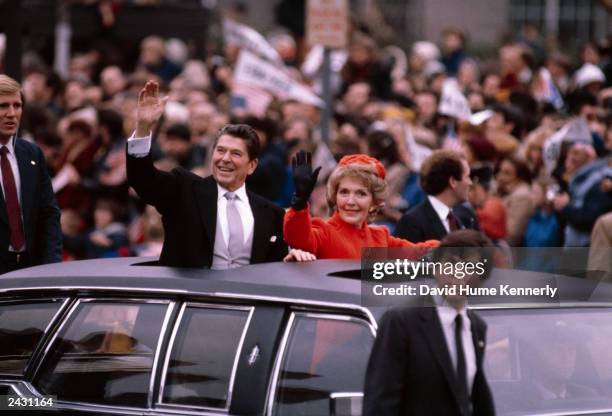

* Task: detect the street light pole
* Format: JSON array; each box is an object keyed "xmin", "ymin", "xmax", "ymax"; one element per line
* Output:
[
  {"xmin": 321, "ymin": 47, "xmax": 332, "ymax": 144},
  {"xmin": 54, "ymin": 0, "xmax": 72, "ymax": 79}
]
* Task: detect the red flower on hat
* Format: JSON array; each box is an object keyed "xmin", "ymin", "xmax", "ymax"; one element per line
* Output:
[{"xmin": 338, "ymin": 154, "xmax": 386, "ymax": 179}]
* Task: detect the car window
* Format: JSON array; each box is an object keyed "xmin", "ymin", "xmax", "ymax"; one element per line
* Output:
[
  {"xmin": 34, "ymin": 300, "xmax": 170, "ymax": 408},
  {"xmin": 160, "ymin": 304, "xmax": 252, "ymax": 410},
  {"xmin": 271, "ymin": 313, "xmax": 375, "ymax": 416},
  {"xmin": 0, "ymin": 300, "xmax": 65, "ymax": 375},
  {"xmin": 482, "ymin": 308, "xmax": 612, "ymax": 415}
]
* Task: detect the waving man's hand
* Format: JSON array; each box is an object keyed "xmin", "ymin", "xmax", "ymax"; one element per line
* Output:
[{"xmin": 135, "ymin": 80, "xmax": 168, "ymax": 137}]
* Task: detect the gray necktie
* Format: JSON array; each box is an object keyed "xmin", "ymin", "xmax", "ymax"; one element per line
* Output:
[{"xmin": 225, "ymin": 192, "xmax": 244, "ymax": 258}]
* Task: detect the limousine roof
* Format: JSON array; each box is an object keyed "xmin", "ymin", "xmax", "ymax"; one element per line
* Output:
[
  {"xmin": 1, "ymin": 258, "xmax": 611, "ymax": 311},
  {"xmin": 0, "ymin": 258, "xmax": 366, "ymax": 306}
]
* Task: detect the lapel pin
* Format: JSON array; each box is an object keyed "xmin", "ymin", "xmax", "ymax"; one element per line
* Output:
[
  {"xmin": 270, "ymin": 235, "xmax": 277, "ymax": 242},
  {"xmin": 30, "ymin": 161, "xmax": 36, "ymax": 165},
  {"xmin": 478, "ymin": 340, "xmax": 485, "ymax": 348}
]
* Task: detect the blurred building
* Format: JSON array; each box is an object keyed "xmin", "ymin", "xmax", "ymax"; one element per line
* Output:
[
  {"xmin": 256, "ymin": 0, "xmax": 610, "ymax": 52},
  {"xmin": 378, "ymin": 0, "xmax": 610, "ymax": 51}
]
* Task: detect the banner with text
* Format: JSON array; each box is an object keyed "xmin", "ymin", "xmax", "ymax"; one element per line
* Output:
[{"xmin": 234, "ymin": 50, "xmax": 324, "ymax": 107}]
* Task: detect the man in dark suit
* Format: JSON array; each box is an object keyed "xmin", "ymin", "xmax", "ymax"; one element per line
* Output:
[
  {"xmin": 0, "ymin": 75, "xmax": 61, "ymax": 274},
  {"xmin": 395, "ymin": 149, "xmax": 479, "ymax": 242},
  {"xmin": 363, "ymin": 230, "xmax": 495, "ymax": 416},
  {"xmin": 127, "ymin": 80, "xmax": 289, "ymax": 268}
]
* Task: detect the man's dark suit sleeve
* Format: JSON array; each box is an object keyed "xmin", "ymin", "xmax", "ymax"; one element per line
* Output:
[
  {"xmin": 394, "ymin": 213, "xmax": 423, "ymax": 242},
  {"xmin": 126, "ymin": 151, "xmax": 180, "ymax": 215},
  {"xmin": 267, "ymin": 204, "xmax": 289, "ymax": 262},
  {"xmin": 35, "ymin": 146, "xmax": 61, "ymax": 263},
  {"xmin": 363, "ymin": 309, "xmax": 408, "ymax": 416}
]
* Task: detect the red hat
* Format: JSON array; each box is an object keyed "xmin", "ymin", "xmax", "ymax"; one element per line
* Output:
[{"xmin": 338, "ymin": 154, "xmax": 386, "ymax": 179}]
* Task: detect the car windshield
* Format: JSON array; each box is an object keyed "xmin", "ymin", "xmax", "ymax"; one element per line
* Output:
[{"xmin": 481, "ymin": 308, "xmax": 612, "ymax": 416}]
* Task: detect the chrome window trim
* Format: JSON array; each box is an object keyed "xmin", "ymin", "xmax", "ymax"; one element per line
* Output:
[
  {"xmin": 52, "ymin": 401, "xmax": 227, "ymax": 416},
  {"xmin": 31, "ymin": 400, "xmax": 157, "ymax": 415},
  {"xmin": 76, "ymin": 297, "xmax": 171, "ymax": 305},
  {"xmin": 30, "ymin": 298, "xmax": 82, "ymax": 382},
  {"xmin": 329, "ymin": 392, "xmax": 364, "ymax": 399},
  {"xmin": 0, "ymin": 286, "xmax": 189, "ymax": 295},
  {"xmin": 0, "ymin": 383, "xmax": 18, "ymax": 395},
  {"xmin": 157, "ymin": 302, "xmax": 254, "ymax": 413},
  {"xmin": 299, "ymin": 312, "xmax": 376, "ymax": 337},
  {"xmin": 0, "ymin": 297, "xmax": 67, "ymax": 305},
  {"xmin": 29, "ymin": 297, "xmax": 171, "ymax": 409},
  {"xmin": 3, "ymin": 286, "xmax": 612, "ymax": 314},
  {"xmin": 148, "ymin": 301, "xmax": 176, "ymax": 408},
  {"xmin": 265, "ymin": 311, "xmax": 376, "ymax": 416},
  {"xmin": 0, "ymin": 382, "xmax": 227, "ymax": 415},
  {"xmin": 0, "ymin": 297, "xmax": 70, "ymax": 377},
  {"xmin": 227, "ymin": 305, "xmax": 254, "ymax": 410},
  {"xmin": 264, "ymin": 312, "xmax": 295, "ymax": 416},
  {"xmin": 0, "ymin": 286, "xmax": 378, "ymax": 328},
  {"xmin": 158, "ymin": 302, "xmax": 187, "ymax": 406}
]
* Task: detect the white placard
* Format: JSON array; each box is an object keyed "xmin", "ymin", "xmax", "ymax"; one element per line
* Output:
[
  {"xmin": 223, "ymin": 19, "xmax": 283, "ymax": 65},
  {"xmin": 438, "ymin": 78, "xmax": 471, "ymax": 121},
  {"xmin": 234, "ymin": 50, "xmax": 324, "ymax": 107},
  {"xmin": 543, "ymin": 117, "xmax": 592, "ymax": 173},
  {"xmin": 307, "ymin": 0, "xmax": 348, "ymax": 48}
]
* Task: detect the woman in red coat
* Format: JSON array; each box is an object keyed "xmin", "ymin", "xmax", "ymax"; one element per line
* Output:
[{"xmin": 284, "ymin": 151, "xmax": 438, "ymax": 259}]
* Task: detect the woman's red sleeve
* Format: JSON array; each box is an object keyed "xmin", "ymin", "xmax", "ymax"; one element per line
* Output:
[{"xmin": 283, "ymin": 205, "xmax": 329, "ymax": 255}]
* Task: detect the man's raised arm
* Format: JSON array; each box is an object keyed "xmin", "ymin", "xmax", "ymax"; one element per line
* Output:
[{"xmin": 126, "ymin": 80, "xmax": 177, "ymax": 212}]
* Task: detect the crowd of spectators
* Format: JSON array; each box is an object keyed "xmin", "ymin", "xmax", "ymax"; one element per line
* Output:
[{"xmin": 1, "ymin": 8, "xmax": 611, "ymax": 269}]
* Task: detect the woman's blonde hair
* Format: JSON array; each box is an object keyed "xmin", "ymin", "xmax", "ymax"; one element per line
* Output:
[{"xmin": 326, "ymin": 164, "xmax": 387, "ymax": 222}]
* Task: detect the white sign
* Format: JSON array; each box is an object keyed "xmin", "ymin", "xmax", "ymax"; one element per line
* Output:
[
  {"xmin": 543, "ymin": 117, "xmax": 592, "ymax": 173},
  {"xmin": 223, "ymin": 19, "xmax": 283, "ymax": 65},
  {"xmin": 231, "ymin": 82, "xmax": 273, "ymax": 117},
  {"xmin": 438, "ymin": 78, "xmax": 471, "ymax": 121},
  {"xmin": 307, "ymin": 0, "xmax": 348, "ymax": 48},
  {"xmin": 234, "ymin": 50, "xmax": 324, "ymax": 107}
]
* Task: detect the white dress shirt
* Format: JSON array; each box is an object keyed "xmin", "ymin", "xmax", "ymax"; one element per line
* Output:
[
  {"xmin": 434, "ymin": 296, "xmax": 477, "ymax": 394},
  {"xmin": 127, "ymin": 132, "xmax": 255, "ymax": 245},
  {"xmin": 428, "ymin": 195, "xmax": 453, "ymax": 233},
  {"xmin": 0, "ymin": 136, "xmax": 25, "ymax": 252},
  {"xmin": 216, "ymin": 183, "xmax": 254, "ymax": 246}
]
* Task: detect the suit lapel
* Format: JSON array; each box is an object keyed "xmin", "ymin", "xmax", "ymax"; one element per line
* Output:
[
  {"xmin": 14, "ymin": 140, "xmax": 34, "ymax": 228},
  {"xmin": 452, "ymin": 205, "xmax": 472, "ymax": 230},
  {"xmin": 193, "ymin": 176, "xmax": 218, "ymax": 247},
  {"xmin": 423, "ymin": 198, "xmax": 447, "ymax": 238},
  {"xmin": 421, "ymin": 307, "xmax": 456, "ymax": 393},
  {"xmin": 468, "ymin": 310, "xmax": 486, "ymax": 367},
  {"xmin": 0, "ymin": 179, "xmax": 7, "ymax": 226},
  {"xmin": 248, "ymin": 192, "xmax": 269, "ymax": 262},
  {"xmin": 418, "ymin": 307, "xmax": 462, "ymax": 405}
]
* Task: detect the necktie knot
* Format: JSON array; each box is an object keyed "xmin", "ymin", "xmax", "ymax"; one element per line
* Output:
[
  {"xmin": 0, "ymin": 146, "xmax": 8, "ymax": 157},
  {"xmin": 225, "ymin": 191, "xmax": 236, "ymax": 202}
]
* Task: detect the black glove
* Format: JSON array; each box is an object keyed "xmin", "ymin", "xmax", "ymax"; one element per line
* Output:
[{"xmin": 291, "ymin": 150, "xmax": 321, "ymax": 210}]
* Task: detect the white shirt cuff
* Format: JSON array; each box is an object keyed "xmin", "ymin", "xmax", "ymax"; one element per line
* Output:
[{"xmin": 127, "ymin": 132, "xmax": 152, "ymax": 157}]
